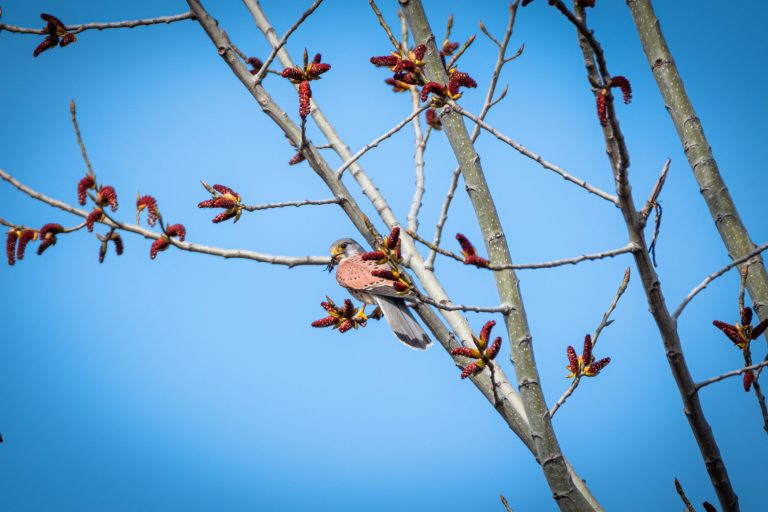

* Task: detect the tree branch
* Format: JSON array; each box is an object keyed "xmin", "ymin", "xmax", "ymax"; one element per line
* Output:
[
  {"xmin": 401, "ymin": 1, "xmax": 597, "ymax": 509},
  {"xmin": 569, "ymin": 5, "xmax": 738, "ymax": 510},
  {"xmin": 0, "ymin": 168, "xmax": 329, "ymax": 267},
  {"xmin": 453, "ymin": 104, "xmax": 619, "ymax": 205},
  {"xmin": 550, "ymin": 269, "xmax": 630, "ymax": 418},
  {"xmin": 249, "ymin": 0, "xmax": 325, "ymax": 85},
  {"xmin": 409, "ymin": 228, "xmax": 636, "ymax": 271},
  {"xmin": 427, "ymin": 2, "xmax": 520, "ymax": 269},
  {"xmin": 242, "ymin": 198, "xmax": 342, "ymax": 212},
  {"xmin": 627, "ymin": 0, "xmax": 768, "ymax": 341},
  {"xmin": 0, "ymin": 12, "xmax": 194, "ymax": 35},
  {"xmin": 673, "ymin": 242, "xmax": 768, "ymax": 319},
  {"xmin": 335, "ymin": 105, "xmax": 430, "ymax": 179}
]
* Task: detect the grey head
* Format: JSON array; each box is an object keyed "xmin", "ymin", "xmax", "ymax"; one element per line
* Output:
[{"xmin": 329, "ymin": 238, "xmax": 365, "ymax": 260}]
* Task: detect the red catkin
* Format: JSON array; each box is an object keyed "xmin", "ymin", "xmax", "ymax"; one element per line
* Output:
[
  {"xmin": 567, "ymin": 346, "xmax": 579, "ymax": 375},
  {"xmin": 486, "ymin": 337, "xmax": 502, "ymax": 360},
  {"xmin": 77, "ymin": 175, "xmax": 95, "ymax": 205},
  {"xmin": 479, "ymin": 320, "xmax": 496, "ymax": 343},
  {"xmin": 150, "ymin": 238, "xmax": 169, "ymax": 259},
  {"xmin": 16, "ymin": 229, "xmax": 37, "ymax": 260},
  {"xmin": 610, "ymin": 76, "xmax": 632, "ymax": 104},
  {"xmin": 299, "ymin": 80, "xmax": 312, "ymax": 119},
  {"xmin": 312, "ymin": 316, "xmax": 337, "ymax": 328},
  {"xmin": 744, "ymin": 370, "xmax": 755, "ymax": 392},
  {"xmin": 166, "ymin": 224, "xmax": 186, "ymax": 241},
  {"xmin": 6, "ymin": 231, "xmax": 17, "ymax": 266}
]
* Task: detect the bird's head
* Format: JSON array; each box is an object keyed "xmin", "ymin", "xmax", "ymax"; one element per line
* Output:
[{"xmin": 327, "ymin": 238, "xmax": 364, "ymax": 271}]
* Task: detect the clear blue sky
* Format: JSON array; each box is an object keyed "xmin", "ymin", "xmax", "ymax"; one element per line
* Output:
[{"xmin": 1, "ymin": 1, "xmax": 766, "ymax": 510}]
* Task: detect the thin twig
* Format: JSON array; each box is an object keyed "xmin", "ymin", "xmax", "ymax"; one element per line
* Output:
[
  {"xmin": 640, "ymin": 158, "xmax": 670, "ymax": 226},
  {"xmin": 0, "ymin": 217, "xmax": 86, "ymax": 234},
  {"xmin": 550, "ymin": 269, "xmax": 630, "ymax": 418},
  {"xmin": 411, "ymin": 291, "xmax": 513, "ymax": 314},
  {"xmin": 367, "ymin": 0, "xmax": 401, "ymax": 51},
  {"xmin": 400, "ymin": 10, "xmax": 429, "ymax": 233},
  {"xmin": 0, "ymin": 12, "xmax": 194, "ymax": 35},
  {"xmin": 69, "ymin": 100, "xmax": 94, "ymax": 176},
  {"xmin": 673, "ymin": 241, "xmax": 768, "ymax": 319},
  {"xmin": 445, "ymin": 33, "xmax": 476, "ymax": 70},
  {"xmin": 335, "ymin": 105, "xmax": 430, "ymax": 179},
  {"xmin": 242, "ymin": 198, "xmax": 342, "ymax": 212},
  {"xmin": 674, "ymin": 478, "xmax": 696, "ymax": 512},
  {"xmin": 427, "ymin": 2, "xmax": 520, "ymax": 269},
  {"xmin": 410, "ymin": 228, "xmax": 636, "ymax": 270},
  {"xmin": 500, "ymin": 494, "xmax": 514, "ymax": 512},
  {"xmin": 250, "ymin": 0, "xmax": 324, "ymax": 85},
  {"xmin": 0, "ymin": 169, "xmax": 329, "ymax": 267},
  {"xmin": 453, "ymin": 104, "xmax": 619, "ymax": 205}
]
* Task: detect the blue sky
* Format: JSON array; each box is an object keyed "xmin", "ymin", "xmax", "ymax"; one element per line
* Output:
[{"xmin": 1, "ymin": 1, "xmax": 766, "ymax": 510}]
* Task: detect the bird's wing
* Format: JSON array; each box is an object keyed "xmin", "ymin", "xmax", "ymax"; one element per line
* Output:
[{"xmin": 336, "ymin": 256, "xmax": 407, "ymax": 298}]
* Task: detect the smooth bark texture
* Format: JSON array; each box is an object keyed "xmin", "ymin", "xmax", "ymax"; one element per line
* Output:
[
  {"xmin": 400, "ymin": 1, "xmax": 597, "ymax": 510},
  {"xmin": 627, "ymin": 0, "xmax": 768, "ymax": 326}
]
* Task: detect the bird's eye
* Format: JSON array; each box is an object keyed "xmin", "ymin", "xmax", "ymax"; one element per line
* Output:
[{"xmin": 340, "ymin": 243, "xmax": 347, "ymax": 250}]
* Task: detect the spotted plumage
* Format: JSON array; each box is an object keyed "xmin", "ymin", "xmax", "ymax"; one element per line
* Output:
[{"xmin": 329, "ymin": 238, "xmax": 431, "ymax": 349}]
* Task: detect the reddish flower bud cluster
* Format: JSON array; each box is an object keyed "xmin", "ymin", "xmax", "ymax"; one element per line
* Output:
[
  {"xmin": 597, "ymin": 89, "xmax": 609, "ymax": 126},
  {"xmin": 247, "ymin": 57, "xmax": 263, "ymax": 75},
  {"xmin": 34, "ymin": 13, "xmax": 77, "ymax": 57},
  {"xmin": 136, "ymin": 195, "xmax": 160, "ymax": 227},
  {"xmin": 744, "ymin": 370, "xmax": 755, "ymax": 392},
  {"xmin": 441, "ymin": 41, "xmax": 459, "ymax": 56},
  {"xmin": 450, "ymin": 319, "xmax": 503, "ymax": 379},
  {"xmin": 425, "ymin": 108, "xmax": 442, "ymax": 130},
  {"xmin": 16, "ymin": 229, "xmax": 38, "ymax": 261},
  {"xmin": 98, "ymin": 230, "xmax": 123, "ymax": 263},
  {"xmin": 713, "ymin": 304, "xmax": 768, "ymax": 392},
  {"xmin": 37, "ymin": 223, "xmax": 63, "ymax": 255},
  {"xmin": 610, "ymin": 76, "xmax": 632, "ymax": 104},
  {"xmin": 281, "ymin": 52, "xmax": 330, "ymax": 121},
  {"xmin": 150, "ymin": 223, "xmax": 186, "ymax": 260},
  {"xmin": 596, "ymin": 76, "xmax": 632, "ymax": 126},
  {"xmin": 86, "ymin": 208, "xmax": 104, "ymax": 232},
  {"xmin": 713, "ymin": 308, "xmax": 768, "ymax": 350},
  {"xmin": 198, "ymin": 183, "xmax": 243, "ymax": 224},
  {"xmin": 447, "ymin": 71, "xmax": 477, "ymax": 97},
  {"xmin": 77, "ymin": 175, "xmax": 96, "ymax": 205},
  {"xmin": 288, "ymin": 152, "xmax": 306, "ymax": 165},
  {"xmin": 361, "ymin": 251, "xmax": 387, "ymax": 262},
  {"xmin": 311, "ymin": 296, "xmax": 377, "ymax": 333},
  {"xmin": 370, "ymin": 45, "xmax": 426, "ymax": 74},
  {"xmin": 6, "ymin": 230, "xmax": 18, "ymax": 266},
  {"xmin": 565, "ymin": 334, "xmax": 611, "ymax": 378},
  {"xmin": 96, "ymin": 186, "xmax": 118, "ymax": 212},
  {"xmin": 384, "ymin": 77, "xmax": 411, "ymax": 93},
  {"xmin": 455, "ymin": 233, "xmax": 490, "ymax": 268}
]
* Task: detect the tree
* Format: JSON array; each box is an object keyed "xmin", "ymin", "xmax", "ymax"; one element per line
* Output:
[{"xmin": 1, "ymin": 1, "xmax": 765, "ymax": 510}]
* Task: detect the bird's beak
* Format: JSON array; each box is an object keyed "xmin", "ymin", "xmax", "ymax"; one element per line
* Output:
[{"xmin": 326, "ymin": 247, "xmax": 342, "ymax": 272}]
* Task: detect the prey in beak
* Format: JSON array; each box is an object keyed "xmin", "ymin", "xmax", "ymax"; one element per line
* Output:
[{"xmin": 326, "ymin": 246, "xmax": 343, "ymax": 272}]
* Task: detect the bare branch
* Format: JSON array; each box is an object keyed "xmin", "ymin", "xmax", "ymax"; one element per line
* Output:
[
  {"xmin": 0, "ymin": 168, "xmax": 329, "ymax": 267},
  {"xmin": 242, "ymin": 197, "xmax": 342, "ymax": 212},
  {"xmin": 411, "ymin": 292, "xmax": 513, "ymax": 314},
  {"xmin": 445, "ymin": 33, "xmax": 476, "ymax": 70},
  {"xmin": 674, "ymin": 478, "xmax": 697, "ymax": 512},
  {"xmin": 410, "ymin": 228, "xmax": 636, "ymax": 270},
  {"xmin": 0, "ymin": 12, "xmax": 194, "ymax": 35},
  {"xmin": 453, "ymin": 104, "xmax": 619, "ymax": 205},
  {"xmin": 249, "ymin": 0, "xmax": 324, "ymax": 85},
  {"xmin": 427, "ymin": 2, "xmax": 520, "ymax": 269},
  {"xmin": 335, "ymin": 105, "xmax": 430, "ymax": 179},
  {"xmin": 550, "ymin": 269, "xmax": 630, "ymax": 418},
  {"xmin": 640, "ymin": 158, "xmax": 670, "ymax": 226},
  {"xmin": 367, "ymin": 0, "xmax": 401, "ymax": 51},
  {"xmin": 673, "ymin": 241, "xmax": 768, "ymax": 319},
  {"xmin": 69, "ymin": 100, "xmax": 94, "ymax": 176}
]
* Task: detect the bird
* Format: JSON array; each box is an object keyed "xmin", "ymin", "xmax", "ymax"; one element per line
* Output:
[{"xmin": 329, "ymin": 238, "xmax": 431, "ymax": 350}]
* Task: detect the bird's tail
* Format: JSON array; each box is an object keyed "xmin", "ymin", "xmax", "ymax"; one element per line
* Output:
[{"xmin": 375, "ymin": 297, "xmax": 432, "ymax": 350}]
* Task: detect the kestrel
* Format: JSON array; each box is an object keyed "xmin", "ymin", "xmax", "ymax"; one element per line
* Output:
[{"xmin": 329, "ymin": 238, "xmax": 431, "ymax": 350}]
